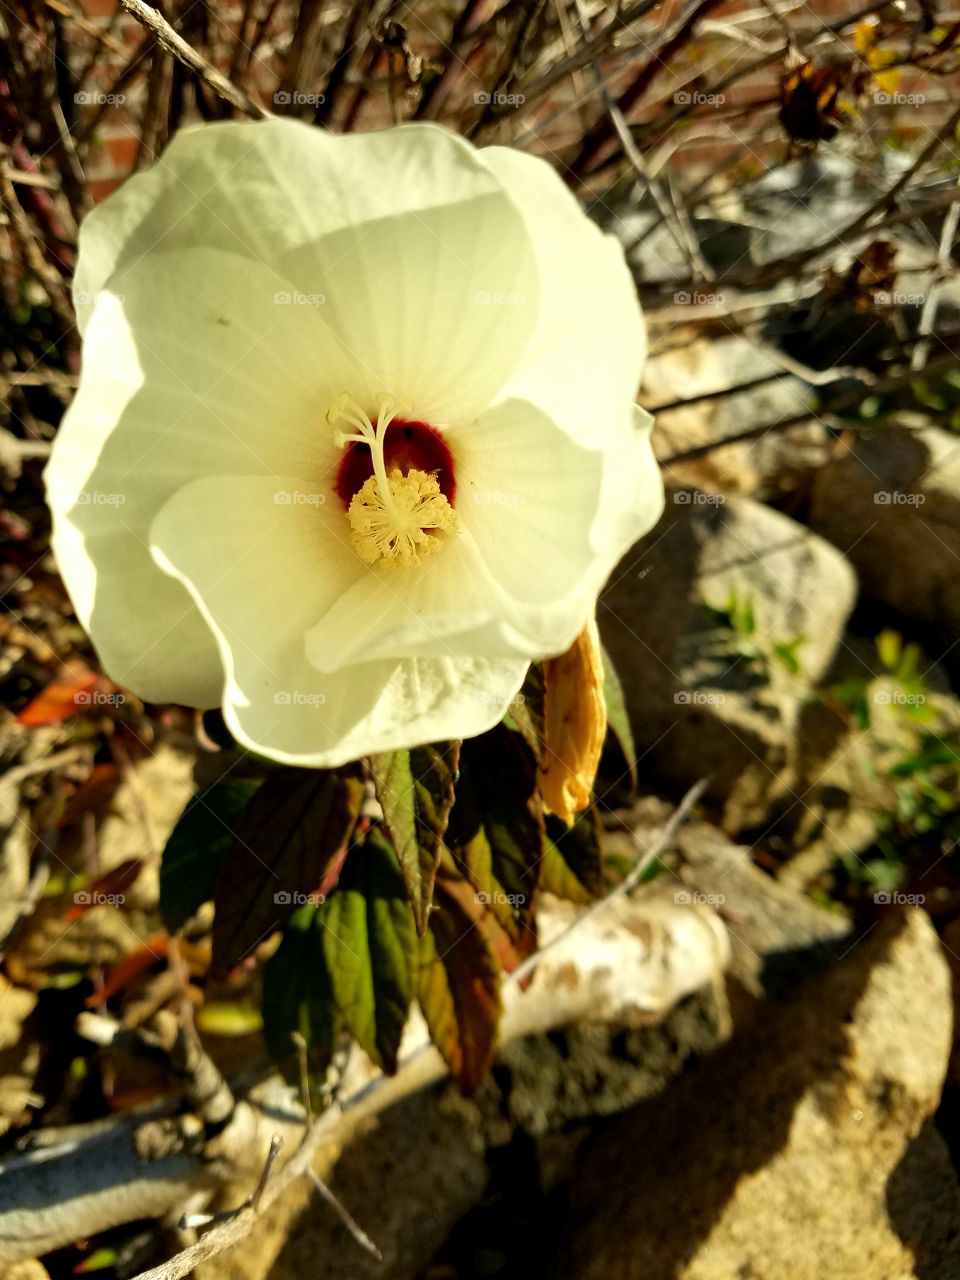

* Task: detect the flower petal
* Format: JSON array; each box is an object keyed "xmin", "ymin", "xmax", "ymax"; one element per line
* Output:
[
  {"xmin": 452, "ymin": 400, "xmax": 662, "ymax": 656},
  {"xmin": 150, "ymin": 474, "xmax": 528, "ymax": 765},
  {"xmin": 76, "ymin": 119, "xmax": 539, "ymax": 421},
  {"xmin": 47, "ymin": 246, "xmax": 352, "ymax": 705},
  {"xmin": 479, "ymin": 145, "xmax": 645, "ymax": 446},
  {"xmin": 303, "ymin": 533, "xmax": 514, "ymax": 674}
]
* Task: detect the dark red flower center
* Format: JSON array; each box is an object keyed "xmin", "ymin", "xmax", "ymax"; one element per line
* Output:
[{"xmin": 334, "ymin": 418, "xmax": 456, "ymax": 509}]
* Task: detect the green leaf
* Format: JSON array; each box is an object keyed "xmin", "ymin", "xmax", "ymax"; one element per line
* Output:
[
  {"xmin": 772, "ymin": 636, "xmax": 805, "ymax": 675},
  {"xmin": 540, "ymin": 809, "xmax": 604, "ymax": 903},
  {"xmin": 160, "ymin": 779, "xmax": 261, "ymax": 934},
  {"xmin": 76, "ymin": 1247, "xmax": 120, "ymax": 1273},
  {"xmin": 211, "ymin": 765, "xmax": 364, "ymax": 979},
  {"xmin": 321, "ymin": 827, "xmax": 418, "ymax": 1074},
  {"xmin": 446, "ymin": 725, "xmax": 544, "ymax": 956},
  {"xmin": 418, "ymin": 875, "xmax": 502, "ymax": 1094},
  {"xmin": 195, "ymin": 1002, "xmax": 263, "ymax": 1036},
  {"xmin": 876, "ymin": 628, "xmax": 902, "ymax": 671},
  {"xmin": 599, "ymin": 642, "xmax": 637, "ymax": 786},
  {"xmin": 370, "ymin": 742, "xmax": 461, "ymax": 935},
  {"xmin": 261, "ymin": 904, "xmax": 339, "ymax": 1078}
]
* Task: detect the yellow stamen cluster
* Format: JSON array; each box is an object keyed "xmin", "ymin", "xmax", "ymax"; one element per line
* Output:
[
  {"xmin": 328, "ymin": 394, "xmax": 459, "ymax": 568},
  {"xmin": 348, "ymin": 467, "xmax": 458, "ymax": 567}
]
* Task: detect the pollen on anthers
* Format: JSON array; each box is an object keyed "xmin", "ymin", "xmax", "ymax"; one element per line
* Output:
[{"xmin": 327, "ymin": 394, "xmax": 459, "ymax": 568}]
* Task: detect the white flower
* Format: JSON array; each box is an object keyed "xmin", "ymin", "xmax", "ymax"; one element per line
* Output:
[{"xmin": 46, "ymin": 120, "xmax": 663, "ymax": 767}]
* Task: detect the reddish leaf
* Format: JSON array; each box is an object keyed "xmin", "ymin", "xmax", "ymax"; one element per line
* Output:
[
  {"xmin": 17, "ymin": 669, "xmax": 99, "ymax": 726},
  {"xmin": 445, "ymin": 726, "xmax": 544, "ymax": 960},
  {"xmin": 84, "ymin": 935, "xmax": 169, "ymax": 1006},
  {"xmin": 419, "ymin": 874, "xmax": 503, "ymax": 1094},
  {"xmin": 58, "ymin": 763, "xmax": 121, "ymax": 828},
  {"xmin": 66, "ymin": 859, "xmax": 143, "ymax": 921}
]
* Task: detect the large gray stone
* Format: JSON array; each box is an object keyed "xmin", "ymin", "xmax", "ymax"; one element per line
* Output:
[
  {"xmin": 599, "ymin": 487, "xmax": 857, "ymax": 830},
  {"xmin": 549, "ymin": 909, "xmax": 960, "ymax": 1280},
  {"xmin": 810, "ymin": 426, "xmax": 960, "ymax": 648}
]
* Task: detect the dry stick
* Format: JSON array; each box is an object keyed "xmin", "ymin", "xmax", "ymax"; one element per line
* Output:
[
  {"xmin": 912, "ymin": 177, "xmax": 960, "ymax": 371},
  {"xmin": 0, "ymin": 153, "xmax": 73, "ymax": 328},
  {"xmin": 275, "ymin": 0, "xmax": 324, "ymax": 107},
  {"xmin": 306, "ymin": 1169, "xmax": 383, "ymax": 1262},
  {"xmin": 47, "ymin": 0, "xmax": 128, "ymax": 58},
  {"xmin": 136, "ymin": 45, "xmax": 172, "ymax": 170},
  {"xmin": 468, "ymin": 0, "xmax": 550, "ymax": 139},
  {"xmin": 117, "ymin": 0, "xmax": 267, "ymax": 118},
  {"xmin": 313, "ymin": 0, "xmax": 369, "ymax": 125},
  {"xmin": 570, "ymin": 0, "xmax": 727, "ymax": 179},
  {"xmin": 654, "ymin": 181, "xmax": 960, "ymax": 299},
  {"xmin": 491, "ymin": 0, "xmax": 663, "ymax": 124},
  {"xmin": 125, "ymin": 784, "xmax": 710, "ymax": 1280},
  {"xmin": 76, "ymin": 36, "xmax": 157, "ymax": 149},
  {"xmin": 413, "ymin": 0, "xmax": 487, "ymax": 120},
  {"xmin": 226, "ymin": 0, "xmax": 261, "ymax": 83},
  {"xmin": 661, "ymin": 350, "xmax": 960, "ymax": 465},
  {"xmin": 341, "ymin": 0, "xmax": 405, "ymax": 131},
  {"xmin": 181, "ymin": 1135, "xmax": 284, "ymax": 1228},
  {"xmin": 561, "ymin": 0, "xmax": 889, "ymax": 183},
  {"xmin": 669, "ymin": 101, "xmax": 960, "ymax": 294},
  {"xmin": 569, "ymin": 0, "xmax": 711, "ymax": 278},
  {"xmin": 510, "ymin": 778, "xmax": 708, "ymax": 987}
]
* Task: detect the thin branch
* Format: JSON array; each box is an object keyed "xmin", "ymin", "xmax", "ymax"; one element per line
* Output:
[
  {"xmin": 661, "ymin": 350, "xmax": 960, "ymax": 464},
  {"xmin": 117, "ymin": 0, "xmax": 267, "ymax": 119},
  {"xmin": 510, "ymin": 777, "xmax": 708, "ymax": 986}
]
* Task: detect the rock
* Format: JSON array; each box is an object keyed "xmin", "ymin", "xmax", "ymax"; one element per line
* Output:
[
  {"xmin": 644, "ymin": 335, "xmax": 831, "ymax": 501},
  {"xmin": 809, "ymin": 426, "xmax": 960, "ymax": 650},
  {"xmin": 549, "ymin": 909, "xmax": 959, "ymax": 1280},
  {"xmin": 88, "ymin": 741, "xmax": 195, "ymax": 908},
  {"xmin": 197, "ymin": 891, "xmax": 734, "ymax": 1280},
  {"xmin": 671, "ymin": 819, "xmax": 852, "ymax": 996},
  {"xmin": 599, "ymin": 487, "xmax": 857, "ymax": 830}
]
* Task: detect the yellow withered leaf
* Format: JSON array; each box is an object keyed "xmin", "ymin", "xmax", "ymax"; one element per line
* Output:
[{"xmin": 538, "ymin": 618, "xmax": 607, "ymax": 827}]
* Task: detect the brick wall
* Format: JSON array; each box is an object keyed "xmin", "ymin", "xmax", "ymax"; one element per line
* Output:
[{"xmin": 70, "ymin": 0, "xmax": 951, "ymax": 200}]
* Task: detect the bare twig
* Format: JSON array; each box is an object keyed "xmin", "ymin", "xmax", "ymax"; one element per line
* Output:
[
  {"xmin": 510, "ymin": 777, "xmax": 708, "ymax": 986},
  {"xmin": 306, "ymin": 1169, "xmax": 383, "ymax": 1261},
  {"xmin": 661, "ymin": 351, "xmax": 960, "ymax": 464},
  {"xmin": 117, "ymin": 0, "xmax": 267, "ymax": 119}
]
